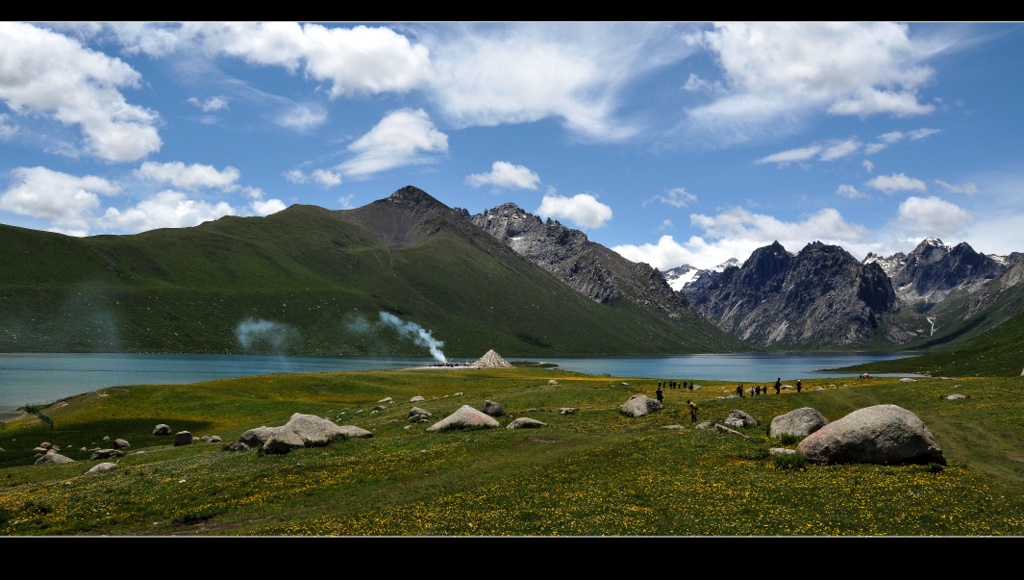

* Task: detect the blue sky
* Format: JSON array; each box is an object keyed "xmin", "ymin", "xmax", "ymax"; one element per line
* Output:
[{"xmin": 2, "ymin": 22, "xmax": 1023, "ymax": 270}]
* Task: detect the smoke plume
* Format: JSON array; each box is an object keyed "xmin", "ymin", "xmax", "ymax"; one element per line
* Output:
[
  {"xmin": 378, "ymin": 312, "xmax": 447, "ymax": 363},
  {"xmin": 234, "ymin": 318, "xmax": 299, "ymax": 353}
]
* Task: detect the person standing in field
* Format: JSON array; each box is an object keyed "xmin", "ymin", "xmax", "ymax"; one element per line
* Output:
[
  {"xmin": 688, "ymin": 400, "xmax": 698, "ymax": 422},
  {"xmin": 656, "ymin": 384, "xmax": 664, "ymax": 404}
]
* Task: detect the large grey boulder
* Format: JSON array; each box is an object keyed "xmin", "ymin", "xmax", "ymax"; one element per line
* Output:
[
  {"xmin": 262, "ymin": 413, "xmax": 372, "ymax": 455},
  {"xmin": 796, "ymin": 404, "xmax": 946, "ymax": 465},
  {"xmin": 770, "ymin": 407, "xmax": 828, "ymax": 439},
  {"xmin": 507, "ymin": 417, "xmax": 547, "ymax": 429},
  {"xmin": 481, "ymin": 400, "xmax": 506, "ymax": 417},
  {"xmin": 153, "ymin": 424, "xmax": 171, "ymax": 436},
  {"xmin": 90, "ymin": 449, "xmax": 124, "ymax": 460},
  {"xmin": 174, "ymin": 431, "xmax": 193, "ymax": 447},
  {"xmin": 239, "ymin": 426, "xmax": 277, "ymax": 449},
  {"xmin": 723, "ymin": 410, "xmax": 757, "ymax": 429},
  {"xmin": 88, "ymin": 462, "xmax": 118, "ymax": 473},
  {"xmin": 34, "ymin": 451, "xmax": 74, "ymax": 466},
  {"xmin": 619, "ymin": 395, "xmax": 663, "ymax": 418},
  {"xmin": 113, "ymin": 438, "xmax": 131, "ymax": 449},
  {"xmin": 426, "ymin": 405, "xmax": 500, "ymax": 432}
]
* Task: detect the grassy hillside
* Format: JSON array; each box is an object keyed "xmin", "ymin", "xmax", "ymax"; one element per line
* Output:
[
  {"xmin": 1, "ymin": 368, "xmax": 1022, "ymax": 535},
  {"xmin": 0, "ymin": 203, "xmax": 742, "ymax": 357}
]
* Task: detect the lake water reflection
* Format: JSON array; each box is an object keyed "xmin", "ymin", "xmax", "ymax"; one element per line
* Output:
[{"xmin": 0, "ymin": 351, "xmax": 915, "ymax": 415}]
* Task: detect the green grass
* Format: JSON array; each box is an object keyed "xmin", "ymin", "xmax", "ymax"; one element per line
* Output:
[{"xmin": 1, "ymin": 368, "xmax": 1022, "ymax": 536}]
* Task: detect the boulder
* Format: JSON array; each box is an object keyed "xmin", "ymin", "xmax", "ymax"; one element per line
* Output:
[
  {"xmin": 34, "ymin": 451, "xmax": 74, "ymax": 466},
  {"xmin": 619, "ymin": 395, "xmax": 663, "ymax": 418},
  {"xmin": 408, "ymin": 407, "xmax": 432, "ymax": 422},
  {"xmin": 770, "ymin": 408, "xmax": 828, "ymax": 439},
  {"xmin": 223, "ymin": 442, "xmax": 250, "ymax": 452},
  {"xmin": 90, "ymin": 449, "xmax": 124, "ymax": 460},
  {"xmin": 261, "ymin": 413, "xmax": 372, "ymax": 455},
  {"xmin": 410, "ymin": 396, "xmax": 426, "ymax": 403},
  {"xmin": 174, "ymin": 431, "xmax": 193, "ymax": 447},
  {"xmin": 113, "ymin": 438, "xmax": 131, "ymax": 449},
  {"xmin": 770, "ymin": 448, "xmax": 797, "ymax": 456},
  {"xmin": 507, "ymin": 417, "xmax": 547, "ymax": 429},
  {"xmin": 481, "ymin": 400, "xmax": 506, "ymax": 417},
  {"xmin": 426, "ymin": 405, "xmax": 500, "ymax": 433},
  {"xmin": 239, "ymin": 426, "xmax": 277, "ymax": 449},
  {"xmin": 945, "ymin": 394, "xmax": 966, "ymax": 400},
  {"xmin": 795, "ymin": 404, "xmax": 946, "ymax": 465},
  {"xmin": 153, "ymin": 424, "xmax": 172, "ymax": 436},
  {"xmin": 203, "ymin": 435, "xmax": 222, "ymax": 443},
  {"xmin": 88, "ymin": 462, "xmax": 118, "ymax": 473},
  {"xmin": 558, "ymin": 408, "xmax": 578, "ymax": 415},
  {"xmin": 723, "ymin": 410, "xmax": 757, "ymax": 429},
  {"xmin": 547, "ymin": 380, "xmax": 559, "ymax": 386},
  {"xmin": 899, "ymin": 378, "xmax": 917, "ymax": 382}
]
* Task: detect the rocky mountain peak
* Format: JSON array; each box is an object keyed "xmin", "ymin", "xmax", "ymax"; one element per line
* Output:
[{"xmin": 384, "ymin": 185, "xmax": 448, "ymax": 211}]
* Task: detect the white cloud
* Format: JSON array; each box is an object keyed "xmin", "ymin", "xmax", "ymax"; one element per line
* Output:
[
  {"xmin": 866, "ymin": 127, "xmax": 939, "ymax": 154},
  {"xmin": 866, "ymin": 172, "xmax": 927, "ymax": 193},
  {"xmin": 135, "ymin": 161, "xmax": 240, "ymax": 191},
  {"xmin": 909, "ymin": 127, "xmax": 940, "ymax": 140},
  {"xmin": 99, "ymin": 190, "xmax": 236, "ymax": 232},
  {"xmin": 337, "ymin": 108, "xmax": 448, "ymax": 177},
  {"xmin": 424, "ymin": 22, "xmax": 697, "ymax": 142},
  {"xmin": 465, "ymin": 161, "xmax": 540, "ymax": 190},
  {"xmin": 819, "ymin": 139, "xmax": 861, "ymax": 161},
  {"xmin": 934, "ymin": 179, "xmax": 978, "ymax": 196},
  {"xmin": 645, "ymin": 187, "xmax": 698, "ymax": 208},
  {"xmin": 836, "ymin": 184, "xmax": 870, "ymax": 199},
  {"xmin": 0, "ymin": 113, "xmax": 16, "ymax": 139},
  {"xmin": 338, "ymin": 194, "xmax": 356, "ymax": 209},
  {"xmin": 0, "ymin": 166, "xmax": 121, "ymax": 234},
  {"xmin": 275, "ymin": 103, "xmax": 328, "ymax": 131},
  {"xmin": 243, "ymin": 186, "xmax": 286, "ymax": 216},
  {"xmin": 187, "ymin": 96, "xmax": 229, "ymax": 112},
  {"xmin": 862, "ymin": 160, "xmax": 875, "ymax": 173},
  {"xmin": 0, "ymin": 22, "xmax": 161, "ymax": 162},
  {"xmin": 893, "ymin": 196, "xmax": 975, "ymax": 237},
  {"xmin": 684, "ymin": 22, "xmax": 943, "ymax": 145},
  {"xmin": 311, "ymin": 169, "xmax": 342, "ymax": 188},
  {"xmin": 536, "ymin": 193, "xmax": 613, "ymax": 229},
  {"xmin": 284, "ymin": 169, "xmax": 307, "ymax": 184},
  {"xmin": 755, "ymin": 145, "xmax": 822, "ymax": 165}
]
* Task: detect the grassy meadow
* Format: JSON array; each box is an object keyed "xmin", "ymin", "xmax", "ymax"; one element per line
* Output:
[{"xmin": 1, "ymin": 366, "xmax": 1023, "ymax": 536}]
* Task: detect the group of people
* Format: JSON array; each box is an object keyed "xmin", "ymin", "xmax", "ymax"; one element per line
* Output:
[
  {"xmin": 654, "ymin": 380, "xmax": 699, "ymax": 423},
  {"xmin": 734, "ymin": 378, "xmax": 802, "ymax": 397}
]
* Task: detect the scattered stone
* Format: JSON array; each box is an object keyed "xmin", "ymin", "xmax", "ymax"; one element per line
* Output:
[
  {"xmin": 481, "ymin": 400, "xmax": 506, "ymax": 417},
  {"xmin": 202, "ymin": 435, "xmax": 222, "ymax": 443},
  {"xmin": 899, "ymin": 378, "xmax": 917, "ymax": 383},
  {"xmin": 153, "ymin": 424, "xmax": 172, "ymax": 436},
  {"xmin": 507, "ymin": 417, "xmax": 547, "ymax": 429},
  {"xmin": 662, "ymin": 424, "xmax": 684, "ymax": 430},
  {"xmin": 255, "ymin": 413, "xmax": 372, "ymax": 455},
  {"xmin": 547, "ymin": 380, "xmax": 559, "ymax": 386},
  {"xmin": 619, "ymin": 395, "xmax": 663, "ymax": 418},
  {"xmin": 113, "ymin": 438, "xmax": 131, "ymax": 449},
  {"xmin": 796, "ymin": 404, "xmax": 946, "ymax": 465},
  {"xmin": 691, "ymin": 384, "xmax": 701, "ymax": 390},
  {"xmin": 426, "ymin": 405, "xmax": 500, "ymax": 433},
  {"xmin": 39, "ymin": 442, "xmax": 53, "ymax": 450},
  {"xmin": 945, "ymin": 394, "xmax": 967, "ymax": 400},
  {"xmin": 90, "ymin": 449, "xmax": 124, "ymax": 460},
  {"xmin": 769, "ymin": 408, "xmax": 828, "ymax": 439},
  {"xmin": 34, "ymin": 451, "xmax": 74, "ymax": 466},
  {"xmin": 88, "ymin": 462, "xmax": 118, "ymax": 473},
  {"xmin": 723, "ymin": 410, "xmax": 757, "ymax": 429},
  {"xmin": 770, "ymin": 448, "xmax": 797, "ymax": 456},
  {"xmin": 238, "ymin": 426, "xmax": 277, "ymax": 449},
  {"xmin": 559, "ymin": 408, "xmax": 578, "ymax": 415},
  {"xmin": 223, "ymin": 442, "xmax": 249, "ymax": 452},
  {"xmin": 408, "ymin": 407, "xmax": 433, "ymax": 422},
  {"xmin": 373, "ymin": 405, "xmax": 387, "ymax": 412},
  {"xmin": 453, "ymin": 392, "xmax": 464, "ymax": 397},
  {"xmin": 695, "ymin": 421, "xmax": 714, "ymax": 430},
  {"xmin": 410, "ymin": 396, "xmax": 426, "ymax": 403},
  {"xmin": 102, "ymin": 435, "xmax": 110, "ymax": 441},
  {"xmin": 621, "ymin": 382, "xmax": 630, "ymax": 387},
  {"xmin": 714, "ymin": 423, "xmax": 750, "ymax": 438},
  {"xmin": 174, "ymin": 431, "xmax": 193, "ymax": 447},
  {"xmin": 377, "ymin": 397, "xmax": 393, "ymax": 403}
]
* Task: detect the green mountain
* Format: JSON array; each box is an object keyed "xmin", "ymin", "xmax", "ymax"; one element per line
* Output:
[{"xmin": 0, "ymin": 186, "xmax": 743, "ymax": 358}]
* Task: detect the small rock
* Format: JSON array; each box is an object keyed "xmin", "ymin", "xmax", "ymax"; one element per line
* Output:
[
  {"xmin": 174, "ymin": 431, "xmax": 193, "ymax": 447},
  {"xmin": 153, "ymin": 424, "xmax": 172, "ymax": 436}
]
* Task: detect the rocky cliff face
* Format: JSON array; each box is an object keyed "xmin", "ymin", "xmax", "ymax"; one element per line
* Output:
[
  {"xmin": 470, "ymin": 203, "xmax": 698, "ymax": 321},
  {"xmin": 879, "ymin": 238, "xmax": 1006, "ymax": 305},
  {"xmin": 684, "ymin": 241, "xmax": 899, "ymax": 347}
]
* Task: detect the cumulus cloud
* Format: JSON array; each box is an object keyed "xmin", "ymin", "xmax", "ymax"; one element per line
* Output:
[
  {"xmin": 337, "ymin": 108, "xmax": 448, "ymax": 177},
  {"xmin": 893, "ymin": 195, "xmax": 975, "ymax": 237},
  {"xmin": 866, "ymin": 172, "xmax": 927, "ymax": 193},
  {"xmin": 0, "ymin": 22, "xmax": 161, "ymax": 162},
  {"xmin": 683, "ymin": 22, "xmax": 943, "ymax": 146},
  {"xmin": 836, "ymin": 184, "xmax": 870, "ymax": 199},
  {"xmin": 820, "ymin": 139, "xmax": 861, "ymax": 161},
  {"xmin": 0, "ymin": 113, "xmax": 16, "ymax": 139},
  {"xmin": 934, "ymin": 179, "xmax": 978, "ymax": 196},
  {"xmin": 99, "ymin": 190, "xmax": 237, "ymax": 232},
  {"xmin": 338, "ymin": 194, "xmax": 356, "ymax": 209},
  {"xmin": 311, "ymin": 169, "xmax": 342, "ymax": 188},
  {"xmin": 275, "ymin": 103, "xmax": 328, "ymax": 131},
  {"xmin": 615, "ymin": 206, "xmax": 873, "ymax": 270},
  {"xmin": 536, "ymin": 193, "xmax": 613, "ymax": 229},
  {"xmin": 645, "ymin": 187, "xmax": 698, "ymax": 208},
  {"xmin": 244, "ymin": 187, "xmax": 286, "ymax": 216},
  {"xmin": 0, "ymin": 166, "xmax": 121, "ymax": 234},
  {"xmin": 863, "ymin": 160, "xmax": 875, "ymax": 173},
  {"xmin": 135, "ymin": 161, "xmax": 240, "ymax": 191},
  {"xmin": 465, "ymin": 161, "xmax": 540, "ymax": 190},
  {"xmin": 187, "ymin": 96, "xmax": 229, "ymax": 112}
]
